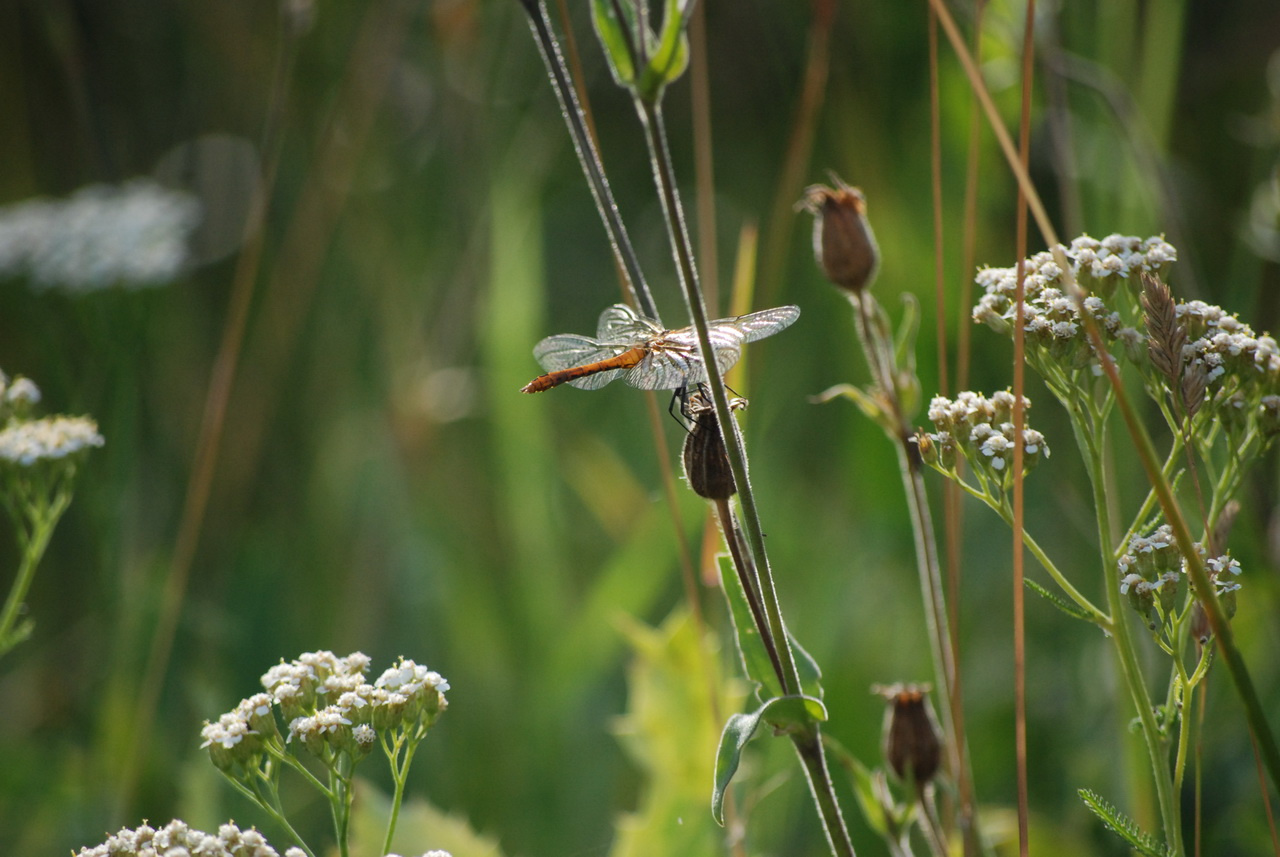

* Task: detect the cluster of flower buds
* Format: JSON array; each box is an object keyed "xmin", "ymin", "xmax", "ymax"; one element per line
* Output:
[
  {"xmin": 916, "ymin": 390, "xmax": 1048, "ymax": 482},
  {"xmin": 75, "ymin": 819, "xmax": 302, "ymax": 857},
  {"xmin": 201, "ymin": 651, "xmax": 449, "ymax": 774},
  {"xmin": 1117, "ymin": 525, "xmax": 1243, "ymax": 630}
]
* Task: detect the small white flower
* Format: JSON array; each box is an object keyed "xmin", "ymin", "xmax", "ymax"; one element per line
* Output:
[
  {"xmin": 1119, "ymin": 573, "xmax": 1145, "ymax": 595},
  {"xmin": 1050, "ymin": 320, "xmax": 1079, "ymax": 339},
  {"xmin": 0, "ymin": 415, "xmax": 104, "ymax": 465}
]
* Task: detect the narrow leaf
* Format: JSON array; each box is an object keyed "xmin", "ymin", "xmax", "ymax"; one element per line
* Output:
[
  {"xmin": 1025, "ymin": 578, "xmax": 1093, "ymax": 621},
  {"xmin": 1078, "ymin": 788, "xmax": 1172, "ymax": 857},
  {"xmin": 788, "ymin": 630, "xmax": 824, "ymax": 701}
]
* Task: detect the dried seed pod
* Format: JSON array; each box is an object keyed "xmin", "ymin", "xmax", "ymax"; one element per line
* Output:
[
  {"xmin": 682, "ymin": 393, "xmax": 743, "ymax": 500},
  {"xmin": 800, "ymin": 176, "xmax": 879, "ymax": 294},
  {"xmin": 874, "ymin": 683, "xmax": 942, "ymax": 787}
]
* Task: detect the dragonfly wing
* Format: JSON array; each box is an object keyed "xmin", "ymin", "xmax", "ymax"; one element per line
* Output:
[
  {"xmin": 711, "ymin": 305, "xmax": 801, "ymax": 343},
  {"xmin": 596, "ymin": 303, "xmax": 663, "ymax": 343},
  {"xmin": 531, "ymin": 333, "xmax": 615, "ymax": 372},
  {"xmin": 624, "ymin": 350, "xmax": 699, "ymax": 390},
  {"xmin": 705, "ymin": 326, "xmax": 747, "ymax": 376}
]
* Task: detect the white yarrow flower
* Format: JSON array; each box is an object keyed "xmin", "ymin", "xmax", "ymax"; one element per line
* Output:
[{"xmin": 0, "ymin": 415, "xmax": 104, "ymax": 465}]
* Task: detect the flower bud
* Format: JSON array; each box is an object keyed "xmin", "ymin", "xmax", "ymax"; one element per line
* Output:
[
  {"xmin": 874, "ymin": 683, "xmax": 942, "ymax": 788},
  {"xmin": 800, "ymin": 178, "xmax": 879, "ymax": 294},
  {"xmin": 1190, "ymin": 601, "xmax": 1210, "ymax": 644}
]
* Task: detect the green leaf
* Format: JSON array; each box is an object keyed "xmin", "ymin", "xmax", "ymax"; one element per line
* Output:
[
  {"xmin": 638, "ymin": 0, "xmax": 690, "ymax": 98},
  {"xmin": 846, "ymin": 757, "xmax": 889, "ymax": 838},
  {"xmin": 1078, "ymin": 788, "xmax": 1173, "ymax": 857},
  {"xmin": 788, "ymin": 630, "xmax": 824, "ymax": 701},
  {"xmin": 711, "ymin": 695, "xmax": 826, "ymax": 826},
  {"xmin": 718, "ymin": 554, "xmax": 784, "ymax": 700},
  {"xmin": 591, "ymin": 0, "xmax": 638, "ymax": 86},
  {"xmin": 1026, "ymin": 578, "xmax": 1093, "ymax": 622}
]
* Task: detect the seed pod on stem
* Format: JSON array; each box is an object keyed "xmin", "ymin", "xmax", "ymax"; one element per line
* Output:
[
  {"xmin": 799, "ymin": 175, "xmax": 880, "ymax": 294},
  {"xmin": 874, "ymin": 682, "xmax": 943, "ymax": 789}
]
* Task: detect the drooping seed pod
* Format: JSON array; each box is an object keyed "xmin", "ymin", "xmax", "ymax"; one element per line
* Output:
[
  {"xmin": 874, "ymin": 683, "xmax": 943, "ymax": 787},
  {"xmin": 799, "ymin": 176, "xmax": 880, "ymax": 294},
  {"xmin": 682, "ymin": 394, "xmax": 738, "ymax": 500}
]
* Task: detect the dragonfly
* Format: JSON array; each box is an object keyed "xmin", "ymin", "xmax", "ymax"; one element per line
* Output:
[{"xmin": 520, "ymin": 303, "xmax": 800, "ymax": 394}]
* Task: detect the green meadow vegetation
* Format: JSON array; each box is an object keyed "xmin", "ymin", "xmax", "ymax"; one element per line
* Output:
[{"xmin": 1, "ymin": 1, "xmax": 1278, "ymax": 855}]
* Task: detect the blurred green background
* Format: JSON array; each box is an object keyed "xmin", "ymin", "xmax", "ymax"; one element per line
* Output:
[{"xmin": 1, "ymin": 0, "xmax": 1279, "ymax": 854}]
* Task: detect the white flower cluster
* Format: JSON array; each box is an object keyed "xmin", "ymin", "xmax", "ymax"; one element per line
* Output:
[
  {"xmin": 919, "ymin": 390, "xmax": 1048, "ymax": 477},
  {"xmin": 75, "ymin": 819, "xmax": 304, "ymax": 857},
  {"xmin": 1176, "ymin": 302, "xmax": 1280, "ymax": 394},
  {"xmin": 971, "ymin": 235, "xmax": 1177, "ymax": 369},
  {"xmin": 202, "ymin": 651, "xmax": 449, "ymax": 771},
  {"xmin": 0, "ymin": 178, "xmax": 201, "ymax": 293},
  {"xmin": 0, "ymin": 415, "xmax": 104, "ymax": 465},
  {"xmin": 285, "ymin": 656, "xmax": 450, "ymax": 754}
]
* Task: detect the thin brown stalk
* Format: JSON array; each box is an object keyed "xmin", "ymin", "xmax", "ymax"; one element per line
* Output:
[
  {"xmin": 952, "ymin": 7, "xmax": 984, "ymax": 852},
  {"xmin": 112, "ymin": 9, "xmax": 308, "ymax": 817},
  {"xmin": 1012, "ymin": 2, "xmax": 1035, "ymax": 855}
]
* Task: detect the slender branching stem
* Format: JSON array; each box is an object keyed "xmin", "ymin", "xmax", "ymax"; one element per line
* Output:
[
  {"xmin": 1074, "ymin": 402, "xmax": 1183, "ymax": 855},
  {"xmin": 230, "ymin": 771, "xmax": 316, "ymax": 857},
  {"xmin": 0, "ymin": 488, "xmax": 70, "ymax": 656}
]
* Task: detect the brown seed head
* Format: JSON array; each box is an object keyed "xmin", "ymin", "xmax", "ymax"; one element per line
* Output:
[
  {"xmin": 800, "ymin": 177, "xmax": 880, "ymax": 294},
  {"xmin": 682, "ymin": 395, "xmax": 741, "ymax": 500},
  {"xmin": 874, "ymin": 682, "xmax": 942, "ymax": 787},
  {"xmin": 1140, "ymin": 273, "xmax": 1186, "ymax": 384}
]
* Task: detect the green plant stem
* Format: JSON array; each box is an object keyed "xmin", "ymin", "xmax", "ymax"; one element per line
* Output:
[
  {"xmin": 517, "ymin": 0, "xmax": 660, "ymax": 322},
  {"xmin": 635, "ymin": 96, "xmax": 801, "ymax": 696},
  {"xmin": 0, "ymin": 488, "xmax": 70, "ymax": 656},
  {"xmin": 794, "ymin": 727, "xmax": 858, "ymax": 857},
  {"xmin": 227, "ymin": 770, "xmax": 316, "ymax": 857},
  {"xmin": 1074, "ymin": 400, "xmax": 1183, "ymax": 856},
  {"xmin": 635, "ymin": 94, "xmax": 853, "ymax": 856},
  {"xmin": 381, "ymin": 731, "xmax": 422, "ymax": 856}
]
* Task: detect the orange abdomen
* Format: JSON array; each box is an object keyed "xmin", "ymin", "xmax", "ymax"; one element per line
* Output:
[{"xmin": 520, "ymin": 346, "xmax": 647, "ymax": 393}]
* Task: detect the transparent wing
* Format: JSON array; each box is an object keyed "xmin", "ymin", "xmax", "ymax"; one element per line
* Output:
[
  {"xmin": 709, "ymin": 305, "xmax": 801, "ymax": 343},
  {"xmin": 531, "ymin": 333, "xmax": 618, "ymax": 372},
  {"xmin": 624, "ymin": 326, "xmax": 746, "ymax": 390},
  {"xmin": 596, "ymin": 303, "xmax": 664, "ymax": 344}
]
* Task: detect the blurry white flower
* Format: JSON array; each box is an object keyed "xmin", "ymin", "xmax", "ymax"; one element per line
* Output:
[
  {"xmin": 0, "ymin": 179, "xmax": 201, "ymax": 293},
  {"xmin": 0, "ymin": 415, "xmax": 104, "ymax": 465}
]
